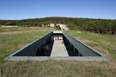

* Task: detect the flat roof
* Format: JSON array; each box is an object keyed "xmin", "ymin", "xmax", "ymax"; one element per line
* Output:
[{"xmin": 4, "ymin": 31, "xmax": 110, "ymax": 61}]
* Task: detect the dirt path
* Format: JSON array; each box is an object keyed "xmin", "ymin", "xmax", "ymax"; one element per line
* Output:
[{"xmin": 58, "ymin": 24, "xmax": 69, "ymax": 30}]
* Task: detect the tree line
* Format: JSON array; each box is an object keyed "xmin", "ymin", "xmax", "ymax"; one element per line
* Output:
[
  {"xmin": 0, "ymin": 20, "xmax": 50, "ymax": 27},
  {"xmin": 0, "ymin": 17, "xmax": 116, "ymax": 34}
]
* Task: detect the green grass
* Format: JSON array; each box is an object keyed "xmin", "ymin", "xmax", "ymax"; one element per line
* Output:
[{"xmin": 0, "ymin": 27, "xmax": 116, "ymax": 77}]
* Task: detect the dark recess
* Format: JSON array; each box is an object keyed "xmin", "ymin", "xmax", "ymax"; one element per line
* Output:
[{"xmin": 35, "ymin": 33, "xmax": 82, "ymax": 56}]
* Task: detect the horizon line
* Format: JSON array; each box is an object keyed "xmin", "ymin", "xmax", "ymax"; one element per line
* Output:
[{"xmin": 0, "ymin": 16, "xmax": 116, "ymax": 20}]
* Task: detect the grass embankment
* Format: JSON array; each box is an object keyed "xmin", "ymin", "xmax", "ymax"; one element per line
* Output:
[{"xmin": 0, "ymin": 27, "xmax": 116, "ymax": 77}]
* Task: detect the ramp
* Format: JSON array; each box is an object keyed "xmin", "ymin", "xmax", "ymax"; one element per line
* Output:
[{"xmin": 51, "ymin": 40, "xmax": 68, "ymax": 57}]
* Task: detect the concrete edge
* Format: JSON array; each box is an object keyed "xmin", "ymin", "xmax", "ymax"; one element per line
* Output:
[{"xmin": 5, "ymin": 56, "xmax": 110, "ymax": 61}]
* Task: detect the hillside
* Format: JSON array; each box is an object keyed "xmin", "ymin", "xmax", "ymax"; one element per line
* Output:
[
  {"xmin": 0, "ymin": 27, "xmax": 116, "ymax": 77},
  {"xmin": 0, "ymin": 17, "xmax": 116, "ymax": 34}
]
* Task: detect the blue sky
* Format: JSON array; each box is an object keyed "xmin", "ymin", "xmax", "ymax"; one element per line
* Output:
[{"xmin": 0, "ymin": 0, "xmax": 116, "ymax": 20}]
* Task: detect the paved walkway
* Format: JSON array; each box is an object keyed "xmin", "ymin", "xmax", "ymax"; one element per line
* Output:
[{"xmin": 50, "ymin": 40, "xmax": 69, "ymax": 57}]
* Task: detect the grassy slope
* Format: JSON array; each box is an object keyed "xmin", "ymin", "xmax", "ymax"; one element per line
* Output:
[{"xmin": 0, "ymin": 27, "xmax": 116, "ymax": 77}]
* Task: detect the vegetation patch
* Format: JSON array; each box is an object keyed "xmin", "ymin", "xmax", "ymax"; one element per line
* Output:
[{"xmin": 0, "ymin": 17, "xmax": 116, "ymax": 34}]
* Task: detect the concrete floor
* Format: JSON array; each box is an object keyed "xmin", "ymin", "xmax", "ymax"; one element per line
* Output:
[{"xmin": 50, "ymin": 40, "xmax": 69, "ymax": 57}]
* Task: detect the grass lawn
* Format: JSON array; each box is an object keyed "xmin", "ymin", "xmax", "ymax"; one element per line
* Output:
[{"xmin": 0, "ymin": 27, "xmax": 116, "ymax": 77}]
